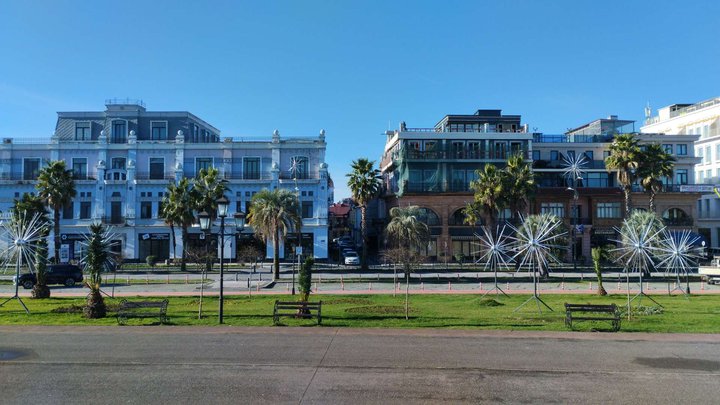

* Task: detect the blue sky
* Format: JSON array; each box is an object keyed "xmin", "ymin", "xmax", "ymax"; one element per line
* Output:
[{"xmin": 1, "ymin": 0, "xmax": 719, "ymax": 200}]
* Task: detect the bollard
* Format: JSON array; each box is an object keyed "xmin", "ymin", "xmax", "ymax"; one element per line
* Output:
[
  {"xmin": 674, "ymin": 282, "xmax": 677, "ymax": 289},
  {"xmin": 146, "ymin": 274, "xmax": 149, "ymax": 285},
  {"xmin": 167, "ymin": 274, "xmax": 170, "ymax": 284},
  {"xmin": 286, "ymin": 283, "xmax": 289, "ymax": 291},
  {"xmin": 377, "ymin": 273, "xmax": 380, "ymax": 281},
  {"xmin": 186, "ymin": 274, "xmax": 189, "ymax": 284},
  {"xmin": 314, "ymin": 282, "xmax": 318, "ymax": 292},
  {"xmin": 448, "ymin": 281, "xmax": 451, "ymax": 291},
  {"xmin": 506, "ymin": 281, "xmax": 510, "ymax": 290},
  {"xmin": 561, "ymin": 274, "xmax": 565, "ymax": 290},
  {"xmin": 421, "ymin": 282, "xmax": 424, "ymax": 291},
  {"xmin": 617, "ymin": 280, "xmax": 621, "ymax": 291},
  {"xmin": 457, "ymin": 273, "xmax": 460, "ymax": 280},
  {"xmin": 589, "ymin": 282, "xmax": 592, "ymax": 291},
  {"xmin": 437, "ymin": 273, "xmax": 440, "ymax": 281},
  {"xmin": 235, "ymin": 273, "xmax": 238, "ymax": 281},
  {"xmin": 581, "ymin": 272, "xmax": 584, "ymax": 281},
  {"xmin": 479, "ymin": 281, "xmax": 483, "ymax": 291},
  {"xmin": 127, "ymin": 275, "xmax": 130, "ymax": 284},
  {"xmin": 646, "ymin": 282, "xmax": 650, "ymax": 291},
  {"xmin": 701, "ymin": 280, "xmax": 705, "ymax": 291},
  {"xmin": 256, "ymin": 283, "xmax": 259, "ymax": 292},
  {"xmin": 369, "ymin": 282, "xmax": 372, "ymax": 291}
]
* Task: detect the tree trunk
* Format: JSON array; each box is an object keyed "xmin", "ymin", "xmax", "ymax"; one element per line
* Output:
[
  {"xmin": 170, "ymin": 223, "xmax": 177, "ymax": 263},
  {"xmin": 180, "ymin": 226, "xmax": 188, "ymax": 272},
  {"xmin": 623, "ymin": 186, "xmax": 632, "ymax": 218},
  {"xmin": 273, "ymin": 232, "xmax": 280, "ymax": 280},
  {"xmin": 53, "ymin": 207, "xmax": 61, "ymax": 263},
  {"xmin": 649, "ymin": 191, "xmax": 656, "ymax": 213},
  {"xmin": 361, "ymin": 205, "xmax": 368, "ymax": 271},
  {"xmin": 31, "ymin": 284, "xmax": 50, "ymax": 299},
  {"xmin": 83, "ymin": 290, "xmax": 106, "ymax": 318},
  {"xmin": 405, "ymin": 271, "xmax": 409, "ymax": 320}
]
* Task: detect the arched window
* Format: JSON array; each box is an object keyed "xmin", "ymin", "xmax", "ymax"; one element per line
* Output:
[
  {"xmin": 415, "ymin": 207, "xmax": 440, "ymax": 226},
  {"xmin": 662, "ymin": 208, "xmax": 690, "ymax": 226},
  {"xmin": 448, "ymin": 208, "xmax": 481, "ymax": 226}
]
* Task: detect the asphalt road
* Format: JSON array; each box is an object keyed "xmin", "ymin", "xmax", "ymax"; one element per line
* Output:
[{"xmin": 1, "ymin": 326, "xmax": 718, "ymax": 404}]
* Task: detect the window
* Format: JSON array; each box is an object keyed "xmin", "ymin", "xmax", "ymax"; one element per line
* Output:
[
  {"xmin": 149, "ymin": 158, "xmax": 164, "ymax": 180},
  {"xmin": 698, "ymin": 170, "xmax": 705, "ymax": 183},
  {"xmin": 567, "ymin": 150, "xmax": 575, "ymax": 160},
  {"xmin": 451, "ymin": 141, "xmax": 465, "ymax": 158},
  {"xmin": 706, "ymin": 146, "xmax": 711, "ymax": 163},
  {"xmin": 532, "ymin": 150, "xmax": 540, "ymax": 161},
  {"xmin": 111, "ymin": 158, "xmax": 126, "ymax": 170},
  {"xmin": 112, "ymin": 120, "xmax": 126, "ymax": 143},
  {"xmin": 80, "ymin": 202, "xmax": 91, "ymax": 219},
  {"xmin": 140, "ymin": 202, "xmax": 152, "ymax": 219},
  {"xmin": 72, "ymin": 158, "xmax": 88, "ymax": 180},
  {"xmin": 150, "ymin": 121, "xmax": 168, "ymax": 140},
  {"xmin": 23, "ymin": 158, "xmax": 40, "ymax": 180},
  {"xmin": 677, "ymin": 144, "xmax": 687, "ymax": 156},
  {"xmin": 193, "ymin": 125, "xmax": 199, "ymax": 143},
  {"xmin": 467, "ymin": 142, "xmax": 480, "ymax": 158},
  {"xmin": 550, "ymin": 150, "xmax": 559, "ymax": 161},
  {"xmin": 603, "ymin": 151, "xmax": 611, "ymax": 159},
  {"xmin": 301, "ymin": 201, "xmax": 313, "ymax": 218},
  {"xmin": 540, "ymin": 202, "xmax": 564, "ymax": 218},
  {"xmin": 75, "ymin": 122, "xmax": 91, "ymax": 140},
  {"xmin": 586, "ymin": 172, "xmax": 609, "ymax": 187},
  {"xmin": 697, "ymin": 148, "xmax": 703, "ymax": 161},
  {"xmin": 243, "ymin": 157, "xmax": 260, "ymax": 179},
  {"xmin": 110, "ymin": 202, "xmax": 122, "ymax": 224},
  {"xmin": 707, "ymin": 169, "xmax": 712, "ymax": 182},
  {"xmin": 63, "ymin": 203, "xmax": 74, "ymax": 219},
  {"xmin": 584, "ymin": 150, "xmax": 593, "ymax": 161},
  {"xmin": 663, "ymin": 144, "xmax": 673, "ymax": 154},
  {"xmin": 291, "ymin": 156, "xmax": 308, "ymax": 179},
  {"xmin": 597, "ymin": 202, "xmax": 621, "ymax": 218},
  {"xmin": 196, "ymin": 158, "xmax": 213, "ymax": 176}
]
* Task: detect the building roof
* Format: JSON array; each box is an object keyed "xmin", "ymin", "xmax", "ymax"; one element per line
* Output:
[{"xmin": 329, "ymin": 203, "xmax": 352, "ymax": 217}]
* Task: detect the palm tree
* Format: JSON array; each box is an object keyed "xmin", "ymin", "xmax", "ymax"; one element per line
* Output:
[
  {"xmin": 605, "ymin": 134, "xmax": 641, "ymax": 217},
  {"xmin": 36, "ymin": 160, "xmax": 76, "ymax": 262},
  {"xmin": 193, "ymin": 167, "xmax": 229, "ymax": 220},
  {"xmin": 504, "ymin": 154, "xmax": 536, "ymax": 224},
  {"xmin": 385, "ymin": 206, "xmax": 429, "ymax": 320},
  {"xmin": 247, "ymin": 188, "xmax": 301, "ymax": 280},
  {"xmin": 638, "ymin": 143, "xmax": 675, "ymax": 212},
  {"xmin": 591, "ymin": 246, "xmax": 608, "ymax": 296},
  {"xmin": 83, "ymin": 223, "xmax": 109, "ymax": 318},
  {"xmin": 12, "ymin": 193, "xmax": 51, "ymax": 298},
  {"xmin": 469, "ymin": 163, "xmax": 506, "ymax": 230},
  {"xmin": 346, "ymin": 158, "xmax": 382, "ymax": 270},
  {"xmin": 161, "ymin": 178, "xmax": 196, "ymax": 272}
]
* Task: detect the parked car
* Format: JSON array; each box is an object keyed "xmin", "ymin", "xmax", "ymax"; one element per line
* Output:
[
  {"xmin": 14, "ymin": 264, "xmax": 84, "ymax": 289},
  {"xmin": 344, "ymin": 252, "xmax": 360, "ymax": 265}
]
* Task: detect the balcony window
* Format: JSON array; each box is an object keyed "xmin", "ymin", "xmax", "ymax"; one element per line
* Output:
[
  {"xmin": 677, "ymin": 144, "xmax": 687, "ymax": 156},
  {"xmin": 550, "ymin": 150, "xmax": 559, "ymax": 161},
  {"xmin": 23, "ymin": 158, "xmax": 40, "ymax": 180},
  {"xmin": 80, "ymin": 202, "xmax": 91, "ymax": 219},
  {"xmin": 75, "ymin": 122, "xmax": 91, "ymax": 140},
  {"xmin": 72, "ymin": 158, "xmax": 88, "ymax": 180},
  {"xmin": 149, "ymin": 158, "xmax": 164, "ymax": 180},
  {"xmin": 196, "ymin": 158, "xmax": 213, "ymax": 176},
  {"xmin": 532, "ymin": 150, "xmax": 540, "ymax": 161},
  {"xmin": 540, "ymin": 202, "xmax": 564, "ymax": 218},
  {"xmin": 111, "ymin": 157, "xmax": 126, "ymax": 170},
  {"xmin": 63, "ymin": 203, "xmax": 74, "ymax": 219},
  {"xmin": 663, "ymin": 144, "xmax": 673, "ymax": 154},
  {"xmin": 110, "ymin": 202, "xmax": 122, "ymax": 224},
  {"xmin": 584, "ymin": 150, "xmax": 593, "ymax": 160},
  {"xmin": 243, "ymin": 157, "xmax": 260, "ymax": 180},
  {"xmin": 586, "ymin": 172, "xmax": 609, "ymax": 188},
  {"xmin": 151, "ymin": 121, "xmax": 168, "ymax": 140},
  {"xmin": 597, "ymin": 202, "xmax": 621, "ymax": 219},
  {"xmin": 290, "ymin": 156, "xmax": 308, "ymax": 179},
  {"xmin": 112, "ymin": 120, "xmax": 127, "ymax": 143},
  {"xmin": 140, "ymin": 201, "xmax": 152, "ymax": 219},
  {"xmin": 301, "ymin": 201, "xmax": 313, "ymax": 218}
]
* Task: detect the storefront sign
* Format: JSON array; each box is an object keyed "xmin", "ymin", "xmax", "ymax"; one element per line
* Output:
[{"xmin": 680, "ymin": 185, "xmax": 714, "ymax": 193}]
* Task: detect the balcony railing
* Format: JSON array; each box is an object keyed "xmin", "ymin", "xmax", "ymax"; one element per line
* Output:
[
  {"xmin": 102, "ymin": 216, "xmax": 126, "ymax": 225},
  {"xmin": 135, "ymin": 172, "xmax": 175, "ymax": 181},
  {"xmin": 397, "ymin": 149, "xmax": 531, "ymax": 161},
  {"xmin": 402, "ymin": 180, "xmax": 473, "ymax": 194},
  {"xmin": 663, "ymin": 218, "xmax": 694, "ymax": 227},
  {"xmin": 533, "ymin": 134, "xmax": 614, "ymax": 143}
]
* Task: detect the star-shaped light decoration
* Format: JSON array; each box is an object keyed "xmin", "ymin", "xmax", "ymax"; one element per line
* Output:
[
  {"xmin": 654, "ymin": 229, "xmax": 703, "ymax": 277},
  {"xmin": 561, "ymin": 153, "xmax": 588, "ymax": 184},
  {"xmin": 0, "ymin": 212, "xmax": 48, "ymax": 273},
  {"xmin": 509, "ymin": 213, "xmax": 567, "ymax": 274},
  {"xmin": 611, "ymin": 215, "xmax": 665, "ymax": 275},
  {"xmin": 289, "ymin": 157, "xmax": 301, "ymax": 180},
  {"xmin": 473, "ymin": 225, "xmax": 512, "ymax": 271}
]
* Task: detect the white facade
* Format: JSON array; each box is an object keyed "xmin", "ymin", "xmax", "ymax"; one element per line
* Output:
[
  {"xmin": 0, "ymin": 101, "xmax": 330, "ymax": 262},
  {"xmin": 641, "ymin": 97, "xmax": 720, "ymax": 246}
]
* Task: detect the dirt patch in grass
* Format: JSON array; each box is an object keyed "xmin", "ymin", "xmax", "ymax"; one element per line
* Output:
[
  {"xmin": 324, "ymin": 298, "xmax": 373, "ymax": 305},
  {"xmin": 51, "ymin": 302, "xmax": 121, "ymax": 314},
  {"xmin": 477, "ymin": 298, "xmax": 505, "ymax": 307},
  {"xmin": 345, "ymin": 305, "xmax": 410, "ymax": 315}
]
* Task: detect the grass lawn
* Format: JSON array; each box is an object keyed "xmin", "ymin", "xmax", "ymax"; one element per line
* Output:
[{"xmin": 0, "ymin": 293, "xmax": 719, "ymax": 333}]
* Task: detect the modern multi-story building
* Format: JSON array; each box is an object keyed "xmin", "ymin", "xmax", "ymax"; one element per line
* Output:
[
  {"xmin": 641, "ymin": 97, "xmax": 720, "ymax": 247},
  {"xmin": 0, "ymin": 100, "xmax": 330, "ymax": 262},
  {"xmin": 379, "ymin": 109, "xmax": 532, "ymax": 260},
  {"xmin": 533, "ymin": 116, "xmax": 701, "ymax": 262},
  {"xmin": 379, "ymin": 109, "xmax": 701, "ymax": 263}
]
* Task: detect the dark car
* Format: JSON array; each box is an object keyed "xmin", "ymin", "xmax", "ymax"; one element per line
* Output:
[{"xmin": 14, "ymin": 264, "xmax": 84, "ymax": 289}]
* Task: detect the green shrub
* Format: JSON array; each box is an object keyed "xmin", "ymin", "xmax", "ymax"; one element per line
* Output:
[{"xmin": 146, "ymin": 255, "xmax": 157, "ymax": 267}]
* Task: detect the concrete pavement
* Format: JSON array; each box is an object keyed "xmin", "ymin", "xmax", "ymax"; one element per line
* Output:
[{"xmin": 1, "ymin": 326, "xmax": 718, "ymax": 404}]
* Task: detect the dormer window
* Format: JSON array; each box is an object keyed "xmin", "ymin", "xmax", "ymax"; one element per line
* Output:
[
  {"xmin": 75, "ymin": 122, "xmax": 91, "ymax": 140},
  {"xmin": 151, "ymin": 121, "xmax": 168, "ymax": 140}
]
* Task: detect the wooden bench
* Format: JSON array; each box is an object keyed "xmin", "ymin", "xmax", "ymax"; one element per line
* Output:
[
  {"xmin": 273, "ymin": 301, "xmax": 322, "ymax": 325},
  {"xmin": 117, "ymin": 299, "xmax": 169, "ymax": 325},
  {"xmin": 565, "ymin": 303, "xmax": 620, "ymax": 332}
]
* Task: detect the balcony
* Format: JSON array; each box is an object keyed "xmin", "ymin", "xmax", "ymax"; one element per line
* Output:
[
  {"xmin": 135, "ymin": 172, "xmax": 175, "ymax": 181},
  {"xmin": 401, "ymin": 180, "xmax": 472, "ymax": 194},
  {"xmin": 396, "ymin": 149, "xmax": 531, "ymax": 162},
  {"xmin": 663, "ymin": 218, "xmax": 694, "ymax": 227},
  {"xmin": 102, "ymin": 216, "xmax": 126, "ymax": 225}
]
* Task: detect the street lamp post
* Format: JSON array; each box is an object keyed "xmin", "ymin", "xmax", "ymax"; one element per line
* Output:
[{"xmin": 567, "ymin": 177, "xmax": 582, "ymax": 273}]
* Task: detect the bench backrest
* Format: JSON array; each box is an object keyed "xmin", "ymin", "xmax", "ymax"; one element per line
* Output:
[
  {"xmin": 274, "ymin": 301, "xmax": 321, "ymax": 308},
  {"xmin": 120, "ymin": 300, "xmax": 168, "ymax": 310},
  {"xmin": 565, "ymin": 303, "xmax": 617, "ymax": 312}
]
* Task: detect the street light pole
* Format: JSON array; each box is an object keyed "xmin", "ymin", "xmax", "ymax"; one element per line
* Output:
[
  {"xmin": 567, "ymin": 183, "xmax": 580, "ymax": 273},
  {"xmin": 216, "ymin": 196, "xmax": 229, "ymax": 325}
]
